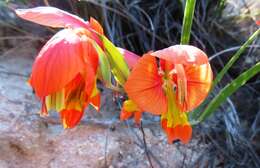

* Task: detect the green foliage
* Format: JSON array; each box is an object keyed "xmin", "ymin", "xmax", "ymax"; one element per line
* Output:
[
  {"xmin": 191, "ymin": 28, "xmax": 260, "ymax": 122},
  {"xmin": 198, "ymin": 62, "xmax": 260, "ymax": 122},
  {"xmin": 180, "ymin": 0, "xmax": 196, "ymax": 45},
  {"xmin": 212, "ymin": 28, "xmax": 260, "ymax": 88}
]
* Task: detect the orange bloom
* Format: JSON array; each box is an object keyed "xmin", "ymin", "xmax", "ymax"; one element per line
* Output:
[
  {"xmin": 124, "ymin": 45, "xmax": 213, "ymax": 143},
  {"xmin": 16, "ymin": 7, "xmax": 104, "ymax": 128}
]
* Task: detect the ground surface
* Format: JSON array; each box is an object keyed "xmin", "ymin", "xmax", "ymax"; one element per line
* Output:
[{"xmin": 0, "ymin": 43, "xmax": 208, "ymax": 168}]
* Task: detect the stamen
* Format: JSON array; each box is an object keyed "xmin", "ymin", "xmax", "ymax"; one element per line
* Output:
[
  {"xmin": 175, "ymin": 64, "xmax": 188, "ymax": 108},
  {"xmin": 158, "ymin": 67, "xmax": 165, "ymax": 76},
  {"xmin": 162, "ymin": 81, "xmax": 167, "ymax": 91},
  {"xmin": 169, "ymin": 69, "xmax": 177, "ymax": 75}
]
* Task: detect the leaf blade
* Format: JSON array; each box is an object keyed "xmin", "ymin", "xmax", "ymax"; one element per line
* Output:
[
  {"xmin": 212, "ymin": 28, "xmax": 260, "ymax": 88},
  {"xmin": 180, "ymin": 0, "xmax": 196, "ymax": 45},
  {"xmin": 191, "ymin": 28, "xmax": 260, "ymax": 122}
]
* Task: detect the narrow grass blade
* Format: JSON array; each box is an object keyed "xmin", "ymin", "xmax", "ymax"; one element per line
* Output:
[
  {"xmin": 180, "ymin": 0, "xmax": 196, "ymax": 44},
  {"xmin": 212, "ymin": 28, "xmax": 260, "ymax": 88},
  {"xmin": 216, "ymin": 0, "xmax": 227, "ymax": 17},
  {"xmin": 191, "ymin": 28, "xmax": 260, "ymax": 121},
  {"xmin": 198, "ymin": 62, "xmax": 260, "ymax": 122}
]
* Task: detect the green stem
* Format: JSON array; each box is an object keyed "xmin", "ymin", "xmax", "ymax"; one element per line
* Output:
[{"xmin": 180, "ymin": 0, "xmax": 196, "ymax": 45}]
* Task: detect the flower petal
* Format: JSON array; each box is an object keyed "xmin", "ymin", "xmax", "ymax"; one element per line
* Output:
[
  {"xmin": 81, "ymin": 38, "xmax": 99, "ymax": 74},
  {"xmin": 117, "ymin": 47, "xmax": 140, "ymax": 69},
  {"xmin": 151, "ymin": 45, "xmax": 208, "ymax": 65},
  {"xmin": 180, "ymin": 125, "xmax": 192, "ymax": 144},
  {"xmin": 77, "ymin": 37, "xmax": 99, "ymax": 99},
  {"xmin": 161, "ymin": 119, "xmax": 192, "ymax": 144},
  {"xmin": 120, "ymin": 100, "xmax": 135, "ymax": 121},
  {"xmin": 161, "ymin": 84, "xmax": 192, "ymax": 144},
  {"xmin": 134, "ymin": 111, "xmax": 142, "ymax": 124},
  {"xmin": 120, "ymin": 100, "xmax": 142, "ymax": 124},
  {"xmin": 84, "ymin": 69, "xmax": 96, "ymax": 101},
  {"xmin": 60, "ymin": 109, "xmax": 84, "ymax": 128},
  {"xmin": 45, "ymin": 89, "xmax": 65, "ymax": 112},
  {"xmin": 120, "ymin": 109, "xmax": 133, "ymax": 121},
  {"xmin": 30, "ymin": 29, "xmax": 86, "ymax": 97},
  {"xmin": 182, "ymin": 63, "xmax": 213, "ymax": 111},
  {"xmin": 15, "ymin": 6, "xmax": 89, "ymax": 29},
  {"xmin": 90, "ymin": 17, "xmax": 104, "ymax": 34},
  {"xmin": 175, "ymin": 64, "xmax": 188, "ymax": 109},
  {"xmin": 40, "ymin": 97, "xmax": 48, "ymax": 116},
  {"xmin": 124, "ymin": 54, "xmax": 167, "ymax": 115}
]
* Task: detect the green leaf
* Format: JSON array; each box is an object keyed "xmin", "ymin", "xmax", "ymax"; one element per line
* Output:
[
  {"xmin": 198, "ymin": 62, "xmax": 260, "ymax": 122},
  {"xmin": 91, "ymin": 41, "xmax": 112, "ymax": 86},
  {"xmin": 212, "ymin": 28, "xmax": 260, "ymax": 88},
  {"xmin": 216, "ymin": 0, "xmax": 227, "ymax": 17},
  {"xmin": 190, "ymin": 28, "xmax": 260, "ymax": 122},
  {"xmin": 180, "ymin": 0, "xmax": 196, "ymax": 45},
  {"xmin": 98, "ymin": 35, "xmax": 130, "ymax": 86}
]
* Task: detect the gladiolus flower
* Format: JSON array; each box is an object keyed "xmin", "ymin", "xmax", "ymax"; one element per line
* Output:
[
  {"xmin": 16, "ymin": 7, "xmax": 104, "ymax": 128},
  {"xmin": 124, "ymin": 45, "xmax": 213, "ymax": 143}
]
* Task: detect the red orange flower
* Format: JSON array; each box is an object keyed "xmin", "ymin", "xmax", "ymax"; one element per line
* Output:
[
  {"xmin": 124, "ymin": 45, "xmax": 213, "ymax": 143},
  {"xmin": 16, "ymin": 7, "xmax": 213, "ymax": 144},
  {"xmin": 16, "ymin": 7, "xmax": 104, "ymax": 128}
]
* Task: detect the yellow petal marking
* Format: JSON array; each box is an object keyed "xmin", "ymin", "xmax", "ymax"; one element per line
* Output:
[
  {"xmin": 123, "ymin": 100, "xmax": 141, "ymax": 112},
  {"xmin": 163, "ymin": 80, "xmax": 189, "ymax": 128}
]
